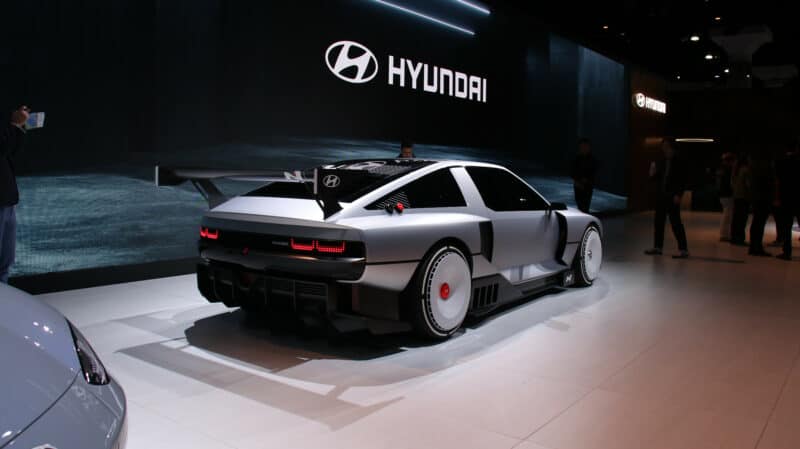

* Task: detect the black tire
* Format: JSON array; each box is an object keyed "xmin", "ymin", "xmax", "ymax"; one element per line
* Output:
[
  {"xmin": 410, "ymin": 245, "xmax": 472, "ymax": 339},
  {"xmin": 573, "ymin": 225, "xmax": 602, "ymax": 287}
]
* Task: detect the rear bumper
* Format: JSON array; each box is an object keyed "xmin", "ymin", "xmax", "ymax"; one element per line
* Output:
[
  {"xmin": 200, "ymin": 246, "xmax": 365, "ymax": 280},
  {"xmin": 197, "ymin": 261, "xmax": 413, "ymax": 332}
]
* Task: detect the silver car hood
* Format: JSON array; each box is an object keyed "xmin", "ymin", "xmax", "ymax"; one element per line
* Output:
[{"xmin": 0, "ymin": 284, "xmax": 80, "ymax": 447}]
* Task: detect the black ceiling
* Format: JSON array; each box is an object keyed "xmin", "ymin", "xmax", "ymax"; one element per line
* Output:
[{"xmin": 487, "ymin": 0, "xmax": 800, "ymax": 83}]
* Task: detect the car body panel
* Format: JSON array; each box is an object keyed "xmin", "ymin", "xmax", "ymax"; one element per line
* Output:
[
  {"xmin": 5, "ymin": 378, "xmax": 127, "ymax": 449},
  {"xmin": 0, "ymin": 284, "xmax": 127, "ymax": 449},
  {"xmin": 0, "ymin": 284, "xmax": 80, "ymax": 447}
]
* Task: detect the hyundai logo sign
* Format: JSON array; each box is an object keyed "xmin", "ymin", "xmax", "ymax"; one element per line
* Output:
[
  {"xmin": 322, "ymin": 174, "xmax": 341, "ymax": 188},
  {"xmin": 325, "ymin": 41, "xmax": 379, "ymax": 84},
  {"xmin": 324, "ymin": 40, "xmax": 487, "ymax": 103},
  {"xmin": 633, "ymin": 92, "xmax": 666, "ymax": 114},
  {"xmin": 634, "ymin": 93, "xmax": 646, "ymax": 108}
]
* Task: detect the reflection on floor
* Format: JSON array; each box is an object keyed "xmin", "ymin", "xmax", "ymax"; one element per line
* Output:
[
  {"xmin": 14, "ymin": 140, "xmax": 626, "ymax": 276},
  {"xmin": 39, "ymin": 211, "xmax": 800, "ymax": 449}
]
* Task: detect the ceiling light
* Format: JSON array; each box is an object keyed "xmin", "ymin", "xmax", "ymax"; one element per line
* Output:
[
  {"xmin": 705, "ymin": 54, "xmax": 714, "ymax": 60},
  {"xmin": 714, "ymin": 16, "xmax": 721, "ymax": 21},
  {"xmin": 454, "ymin": 0, "xmax": 490, "ymax": 15},
  {"xmin": 676, "ymin": 75, "xmax": 681, "ymax": 80},
  {"xmin": 746, "ymin": 74, "xmax": 751, "ymax": 78},
  {"xmin": 714, "ymin": 74, "xmax": 720, "ymax": 79},
  {"xmin": 369, "ymin": 0, "xmax": 475, "ymax": 35},
  {"xmin": 602, "ymin": 24, "xmax": 609, "ymax": 30},
  {"xmin": 724, "ymin": 68, "xmax": 730, "ymax": 73},
  {"xmin": 676, "ymin": 138, "xmax": 715, "ymax": 143},
  {"xmin": 690, "ymin": 35, "xmax": 700, "ymax": 42}
]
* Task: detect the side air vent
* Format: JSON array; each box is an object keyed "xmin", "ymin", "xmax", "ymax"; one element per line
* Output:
[{"xmin": 470, "ymin": 283, "xmax": 499, "ymax": 310}]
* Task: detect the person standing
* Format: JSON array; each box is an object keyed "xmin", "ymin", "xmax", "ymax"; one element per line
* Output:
[
  {"xmin": 645, "ymin": 137, "xmax": 690, "ymax": 258},
  {"xmin": 776, "ymin": 144, "xmax": 800, "ymax": 260},
  {"xmin": 717, "ymin": 152, "xmax": 735, "ymax": 241},
  {"xmin": 570, "ymin": 138, "xmax": 598, "ymax": 213},
  {"xmin": 771, "ymin": 144, "xmax": 794, "ymax": 248},
  {"xmin": 397, "ymin": 140, "xmax": 415, "ymax": 158},
  {"xmin": 1, "ymin": 105, "xmax": 29, "ymax": 283},
  {"xmin": 730, "ymin": 155, "xmax": 752, "ymax": 246},
  {"xmin": 747, "ymin": 152, "xmax": 776, "ymax": 256}
]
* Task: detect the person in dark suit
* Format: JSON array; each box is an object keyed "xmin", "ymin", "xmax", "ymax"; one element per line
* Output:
[
  {"xmin": 571, "ymin": 138, "xmax": 598, "ymax": 213},
  {"xmin": 645, "ymin": 137, "xmax": 689, "ymax": 258},
  {"xmin": 1, "ymin": 105, "xmax": 28, "ymax": 283},
  {"xmin": 747, "ymin": 152, "xmax": 776, "ymax": 256},
  {"xmin": 776, "ymin": 143, "xmax": 800, "ymax": 260}
]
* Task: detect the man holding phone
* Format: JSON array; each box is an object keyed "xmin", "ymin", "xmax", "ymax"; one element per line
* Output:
[{"xmin": 0, "ymin": 105, "xmax": 29, "ymax": 283}]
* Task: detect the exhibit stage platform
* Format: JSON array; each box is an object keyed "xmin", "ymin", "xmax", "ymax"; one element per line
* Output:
[{"xmin": 39, "ymin": 212, "xmax": 800, "ymax": 449}]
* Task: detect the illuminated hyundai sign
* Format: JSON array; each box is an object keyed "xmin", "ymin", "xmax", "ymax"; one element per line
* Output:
[
  {"xmin": 633, "ymin": 92, "xmax": 666, "ymax": 114},
  {"xmin": 325, "ymin": 40, "xmax": 488, "ymax": 103}
]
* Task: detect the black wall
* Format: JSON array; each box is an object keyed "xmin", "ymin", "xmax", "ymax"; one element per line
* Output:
[{"xmin": 1, "ymin": 0, "xmax": 629, "ymax": 194}]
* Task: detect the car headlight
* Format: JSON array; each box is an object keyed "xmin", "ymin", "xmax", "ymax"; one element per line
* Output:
[{"xmin": 68, "ymin": 322, "xmax": 109, "ymax": 385}]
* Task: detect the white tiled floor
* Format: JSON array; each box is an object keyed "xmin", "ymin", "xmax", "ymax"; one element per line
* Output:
[{"xmin": 39, "ymin": 212, "xmax": 800, "ymax": 449}]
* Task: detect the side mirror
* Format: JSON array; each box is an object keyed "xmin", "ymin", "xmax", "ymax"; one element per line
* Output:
[{"xmin": 549, "ymin": 202, "xmax": 568, "ymax": 211}]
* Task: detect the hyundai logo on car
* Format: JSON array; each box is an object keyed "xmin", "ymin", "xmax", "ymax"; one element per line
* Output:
[
  {"xmin": 324, "ymin": 40, "xmax": 488, "ymax": 103},
  {"xmin": 322, "ymin": 174, "xmax": 341, "ymax": 188}
]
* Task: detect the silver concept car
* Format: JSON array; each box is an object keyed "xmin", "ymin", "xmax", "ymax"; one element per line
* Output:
[
  {"xmin": 0, "ymin": 284, "xmax": 127, "ymax": 449},
  {"xmin": 159, "ymin": 159, "xmax": 603, "ymax": 338}
]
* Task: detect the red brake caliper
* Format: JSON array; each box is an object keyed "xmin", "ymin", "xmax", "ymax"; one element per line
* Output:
[{"xmin": 440, "ymin": 283, "xmax": 450, "ymax": 300}]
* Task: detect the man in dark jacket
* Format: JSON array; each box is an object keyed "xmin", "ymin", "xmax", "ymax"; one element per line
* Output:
[
  {"xmin": 645, "ymin": 137, "xmax": 690, "ymax": 258},
  {"xmin": 747, "ymin": 152, "xmax": 776, "ymax": 256},
  {"xmin": 571, "ymin": 138, "xmax": 598, "ymax": 213},
  {"xmin": 1, "ymin": 105, "xmax": 28, "ymax": 283},
  {"xmin": 776, "ymin": 144, "xmax": 800, "ymax": 260}
]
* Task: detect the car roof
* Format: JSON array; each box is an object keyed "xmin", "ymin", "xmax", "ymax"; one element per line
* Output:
[{"xmin": 328, "ymin": 158, "xmax": 506, "ymax": 170}]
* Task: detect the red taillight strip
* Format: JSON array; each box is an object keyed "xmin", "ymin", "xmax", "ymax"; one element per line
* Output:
[
  {"xmin": 200, "ymin": 227, "xmax": 219, "ymax": 240},
  {"xmin": 316, "ymin": 240, "xmax": 346, "ymax": 254},
  {"xmin": 290, "ymin": 238, "xmax": 315, "ymax": 252}
]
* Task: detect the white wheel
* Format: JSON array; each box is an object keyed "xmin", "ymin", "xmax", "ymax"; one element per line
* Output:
[
  {"xmin": 575, "ymin": 226, "xmax": 602, "ymax": 286},
  {"xmin": 414, "ymin": 246, "xmax": 471, "ymax": 338}
]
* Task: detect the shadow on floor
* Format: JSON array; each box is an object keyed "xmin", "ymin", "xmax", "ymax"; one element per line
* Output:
[{"xmin": 116, "ymin": 279, "xmax": 611, "ymax": 428}]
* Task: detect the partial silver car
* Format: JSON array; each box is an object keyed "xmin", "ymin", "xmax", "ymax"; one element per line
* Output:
[
  {"xmin": 0, "ymin": 284, "xmax": 127, "ymax": 449},
  {"xmin": 159, "ymin": 159, "xmax": 603, "ymax": 338}
]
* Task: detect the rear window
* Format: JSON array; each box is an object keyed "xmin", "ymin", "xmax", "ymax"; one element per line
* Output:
[
  {"xmin": 245, "ymin": 159, "xmax": 434, "ymax": 202},
  {"xmin": 367, "ymin": 168, "xmax": 466, "ymax": 209}
]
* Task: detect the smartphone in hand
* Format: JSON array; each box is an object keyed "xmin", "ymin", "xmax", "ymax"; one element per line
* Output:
[{"xmin": 25, "ymin": 112, "xmax": 46, "ymax": 130}]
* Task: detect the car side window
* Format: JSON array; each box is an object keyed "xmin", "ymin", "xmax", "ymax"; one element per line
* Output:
[
  {"xmin": 466, "ymin": 167, "xmax": 549, "ymax": 211},
  {"xmin": 367, "ymin": 168, "xmax": 467, "ymax": 210}
]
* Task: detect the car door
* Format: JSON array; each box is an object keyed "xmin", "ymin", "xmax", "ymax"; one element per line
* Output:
[{"xmin": 464, "ymin": 166, "xmax": 561, "ymax": 284}]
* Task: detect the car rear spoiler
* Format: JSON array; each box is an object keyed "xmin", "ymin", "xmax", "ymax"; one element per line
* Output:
[
  {"xmin": 155, "ymin": 165, "xmax": 313, "ymax": 209},
  {"xmin": 155, "ymin": 165, "xmax": 347, "ymax": 218}
]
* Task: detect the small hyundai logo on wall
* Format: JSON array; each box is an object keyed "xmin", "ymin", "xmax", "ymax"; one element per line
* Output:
[
  {"xmin": 634, "ymin": 93, "xmax": 646, "ymax": 108},
  {"xmin": 325, "ymin": 41, "xmax": 379, "ymax": 84}
]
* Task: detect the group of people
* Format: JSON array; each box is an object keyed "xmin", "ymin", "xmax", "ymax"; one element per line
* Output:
[
  {"xmin": 638, "ymin": 136, "xmax": 800, "ymax": 261},
  {"xmin": 717, "ymin": 144, "xmax": 800, "ymax": 260}
]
